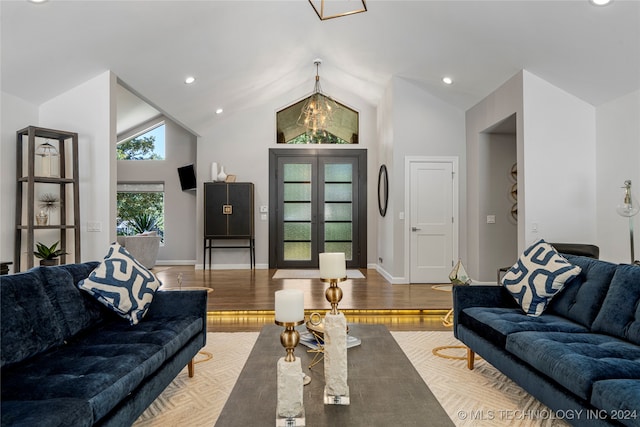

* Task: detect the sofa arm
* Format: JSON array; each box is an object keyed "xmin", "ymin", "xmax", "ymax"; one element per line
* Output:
[
  {"xmin": 452, "ymin": 285, "xmax": 517, "ymax": 330},
  {"xmin": 145, "ymin": 290, "xmax": 208, "ymax": 322}
]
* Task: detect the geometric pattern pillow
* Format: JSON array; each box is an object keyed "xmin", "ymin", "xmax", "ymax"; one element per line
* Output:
[
  {"xmin": 78, "ymin": 243, "xmax": 161, "ymax": 325},
  {"xmin": 503, "ymin": 239, "xmax": 582, "ymax": 317}
]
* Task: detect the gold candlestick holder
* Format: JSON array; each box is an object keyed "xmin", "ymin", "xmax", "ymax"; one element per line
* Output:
[
  {"xmin": 321, "ymin": 277, "xmax": 346, "ymax": 315},
  {"xmin": 275, "ymin": 319, "xmax": 304, "ymax": 362}
]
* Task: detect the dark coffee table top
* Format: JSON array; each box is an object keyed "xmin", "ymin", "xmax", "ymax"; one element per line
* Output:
[{"xmin": 215, "ymin": 323, "xmax": 454, "ymax": 426}]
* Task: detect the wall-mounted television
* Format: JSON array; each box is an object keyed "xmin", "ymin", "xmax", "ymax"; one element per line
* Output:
[{"xmin": 177, "ymin": 164, "xmax": 197, "ymax": 191}]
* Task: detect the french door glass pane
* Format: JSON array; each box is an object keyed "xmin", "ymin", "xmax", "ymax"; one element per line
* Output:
[
  {"xmin": 284, "ymin": 242, "xmax": 311, "ymax": 260},
  {"xmin": 284, "ymin": 203, "xmax": 311, "ymax": 221},
  {"xmin": 323, "ymin": 162, "xmax": 353, "ymax": 261},
  {"xmin": 283, "ymin": 163, "xmax": 313, "ymax": 262},
  {"xmin": 325, "ymin": 242, "xmax": 352, "ymax": 260},
  {"xmin": 324, "ymin": 203, "xmax": 352, "ymax": 221},
  {"xmin": 284, "ymin": 164, "xmax": 312, "ymax": 181},
  {"xmin": 325, "ymin": 164, "xmax": 352, "ymax": 181},
  {"xmin": 325, "ymin": 223, "xmax": 352, "ymax": 241},
  {"xmin": 284, "ymin": 223, "xmax": 311, "ymax": 241},
  {"xmin": 325, "ymin": 183, "xmax": 352, "ymax": 201},
  {"xmin": 284, "ymin": 183, "xmax": 311, "ymax": 201}
]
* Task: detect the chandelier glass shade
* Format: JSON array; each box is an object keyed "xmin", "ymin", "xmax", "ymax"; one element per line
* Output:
[{"xmin": 297, "ymin": 60, "xmax": 337, "ymax": 142}]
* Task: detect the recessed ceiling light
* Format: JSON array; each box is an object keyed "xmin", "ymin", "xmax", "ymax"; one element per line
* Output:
[
  {"xmin": 590, "ymin": 0, "xmax": 612, "ymax": 6},
  {"xmin": 28, "ymin": 0, "xmax": 49, "ymax": 3},
  {"xmin": 442, "ymin": 77, "xmax": 453, "ymax": 85},
  {"xmin": 215, "ymin": 108, "xmax": 224, "ymax": 115},
  {"xmin": 184, "ymin": 76, "xmax": 196, "ymax": 84}
]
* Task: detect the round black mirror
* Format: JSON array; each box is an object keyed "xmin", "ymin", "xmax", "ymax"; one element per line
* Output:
[{"xmin": 378, "ymin": 164, "xmax": 388, "ymax": 217}]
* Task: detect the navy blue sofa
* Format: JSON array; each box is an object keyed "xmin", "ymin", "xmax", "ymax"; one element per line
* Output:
[
  {"xmin": 453, "ymin": 255, "xmax": 640, "ymax": 427},
  {"xmin": 1, "ymin": 262, "xmax": 207, "ymax": 427}
]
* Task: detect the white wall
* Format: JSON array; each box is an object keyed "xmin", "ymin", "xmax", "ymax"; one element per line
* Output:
[
  {"xmin": 0, "ymin": 92, "xmax": 39, "ymax": 272},
  {"xmin": 596, "ymin": 90, "xmax": 640, "ymax": 263},
  {"xmin": 466, "ymin": 70, "xmax": 598, "ymax": 279},
  {"xmin": 375, "ymin": 78, "xmax": 395, "ymax": 281},
  {"xmin": 39, "ymin": 71, "xmax": 116, "ymax": 263},
  {"xmin": 117, "ymin": 118, "xmax": 197, "ymax": 264},
  {"xmin": 389, "ymin": 78, "xmax": 466, "ymax": 283},
  {"xmin": 522, "ymin": 71, "xmax": 597, "ymax": 246},
  {"xmin": 466, "ymin": 72, "xmax": 524, "ymax": 279},
  {"xmin": 195, "ymin": 80, "xmax": 378, "ymax": 269}
]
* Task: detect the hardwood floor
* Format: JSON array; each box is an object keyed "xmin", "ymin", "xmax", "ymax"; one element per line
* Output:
[{"xmin": 152, "ymin": 266, "xmax": 454, "ymax": 332}]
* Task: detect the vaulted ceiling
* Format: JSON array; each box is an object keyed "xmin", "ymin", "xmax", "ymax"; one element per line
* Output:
[{"xmin": 2, "ymin": 1, "xmax": 639, "ymax": 136}]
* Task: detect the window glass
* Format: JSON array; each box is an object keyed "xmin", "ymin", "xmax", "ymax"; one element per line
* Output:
[
  {"xmin": 117, "ymin": 123, "xmax": 165, "ymax": 160},
  {"xmin": 117, "ymin": 183, "xmax": 164, "ymax": 241}
]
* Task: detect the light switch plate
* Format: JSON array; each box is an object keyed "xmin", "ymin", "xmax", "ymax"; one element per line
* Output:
[{"xmin": 259, "ymin": 205, "xmax": 268, "ymax": 213}]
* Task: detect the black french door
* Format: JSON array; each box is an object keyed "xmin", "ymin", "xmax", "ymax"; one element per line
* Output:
[{"xmin": 269, "ymin": 149, "xmax": 367, "ymax": 269}]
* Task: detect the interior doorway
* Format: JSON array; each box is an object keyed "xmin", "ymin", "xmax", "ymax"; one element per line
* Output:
[
  {"xmin": 478, "ymin": 114, "xmax": 518, "ymax": 281},
  {"xmin": 268, "ymin": 149, "xmax": 367, "ymax": 269},
  {"xmin": 406, "ymin": 157, "xmax": 459, "ymax": 283}
]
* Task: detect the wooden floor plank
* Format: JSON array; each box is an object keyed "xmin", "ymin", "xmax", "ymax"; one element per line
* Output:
[{"xmin": 153, "ymin": 266, "xmax": 454, "ymax": 332}]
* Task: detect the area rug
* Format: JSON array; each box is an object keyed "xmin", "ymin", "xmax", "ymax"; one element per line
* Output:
[
  {"xmin": 133, "ymin": 331, "xmax": 568, "ymax": 427},
  {"xmin": 272, "ymin": 269, "xmax": 365, "ymax": 279}
]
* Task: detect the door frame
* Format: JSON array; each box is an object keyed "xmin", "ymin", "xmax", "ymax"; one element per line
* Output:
[
  {"xmin": 268, "ymin": 148, "xmax": 367, "ymax": 269},
  {"xmin": 404, "ymin": 156, "xmax": 459, "ymax": 283}
]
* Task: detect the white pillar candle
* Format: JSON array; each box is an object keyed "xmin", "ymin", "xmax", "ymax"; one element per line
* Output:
[
  {"xmin": 275, "ymin": 289, "xmax": 304, "ymax": 323},
  {"xmin": 319, "ymin": 252, "xmax": 346, "ymax": 279}
]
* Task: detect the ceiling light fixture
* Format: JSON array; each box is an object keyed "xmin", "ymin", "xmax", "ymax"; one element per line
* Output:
[
  {"xmin": 184, "ymin": 76, "xmax": 196, "ymax": 84},
  {"xmin": 297, "ymin": 59, "xmax": 336, "ymax": 143},
  {"xmin": 215, "ymin": 108, "xmax": 223, "ymax": 115},
  {"xmin": 28, "ymin": 0, "xmax": 49, "ymax": 3},
  {"xmin": 308, "ymin": 0, "xmax": 367, "ymax": 21},
  {"xmin": 590, "ymin": 0, "xmax": 612, "ymax": 6},
  {"xmin": 442, "ymin": 77, "xmax": 453, "ymax": 85}
]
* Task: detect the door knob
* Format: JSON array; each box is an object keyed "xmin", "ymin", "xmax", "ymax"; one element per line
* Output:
[{"xmin": 411, "ymin": 227, "xmax": 421, "ymax": 231}]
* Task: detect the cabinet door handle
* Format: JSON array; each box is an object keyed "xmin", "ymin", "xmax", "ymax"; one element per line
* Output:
[{"xmin": 411, "ymin": 227, "xmax": 421, "ymax": 232}]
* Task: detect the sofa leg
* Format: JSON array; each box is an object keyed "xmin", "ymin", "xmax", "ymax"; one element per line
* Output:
[
  {"xmin": 466, "ymin": 348, "xmax": 475, "ymax": 370},
  {"xmin": 188, "ymin": 359, "xmax": 195, "ymax": 377}
]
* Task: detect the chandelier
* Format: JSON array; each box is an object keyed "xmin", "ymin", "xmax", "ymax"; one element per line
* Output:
[
  {"xmin": 297, "ymin": 59, "xmax": 337, "ymax": 142},
  {"xmin": 308, "ymin": 0, "xmax": 367, "ymax": 21}
]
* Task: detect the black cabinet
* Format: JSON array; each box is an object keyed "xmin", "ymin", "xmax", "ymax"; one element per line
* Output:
[{"xmin": 204, "ymin": 182, "xmax": 255, "ymax": 269}]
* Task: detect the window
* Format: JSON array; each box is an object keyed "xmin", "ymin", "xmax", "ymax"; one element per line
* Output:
[
  {"xmin": 117, "ymin": 183, "xmax": 164, "ymax": 241},
  {"xmin": 276, "ymin": 97, "xmax": 359, "ymax": 144},
  {"xmin": 117, "ymin": 123, "xmax": 165, "ymax": 160}
]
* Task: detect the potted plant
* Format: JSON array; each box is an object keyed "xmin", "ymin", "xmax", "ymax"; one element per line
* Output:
[
  {"xmin": 129, "ymin": 212, "xmax": 161, "ymax": 235},
  {"xmin": 34, "ymin": 241, "xmax": 66, "ymax": 266}
]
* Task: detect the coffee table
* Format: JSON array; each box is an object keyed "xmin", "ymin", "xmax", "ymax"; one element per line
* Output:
[{"xmin": 215, "ymin": 324, "xmax": 454, "ymax": 426}]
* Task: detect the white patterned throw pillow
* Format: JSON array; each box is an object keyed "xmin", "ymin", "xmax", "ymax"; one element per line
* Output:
[
  {"xmin": 503, "ymin": 239, "xmax": 581, "ymax": 316},
  {"xmin": 79, "ymin": 243, "xmax": 161, "ymax": 325}
]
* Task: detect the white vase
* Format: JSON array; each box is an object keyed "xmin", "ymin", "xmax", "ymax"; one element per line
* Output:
[
  {"xmin": 210, "ymin": 162, "xmax": 218, "ymax": 182},
  {"xmin": 217, "ymin": 165, "xmax": 227, "ymax": 182}
]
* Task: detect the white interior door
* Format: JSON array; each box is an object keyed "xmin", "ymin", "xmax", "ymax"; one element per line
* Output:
[{"xmin": 409, "ymin": 160, "xmax": 456, "ymax": 283}]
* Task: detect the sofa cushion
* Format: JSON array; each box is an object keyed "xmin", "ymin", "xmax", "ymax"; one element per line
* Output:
[
  {"xmin": 1, "ymin": 314, "xmax": 202, "ymax": 423},
  {"xmin": 591, "ymin": 379, "xmax": 640, "ymax": 427},
  {"xmin": 547, "ymin": 255, "xmax": 618, "ymax": 328},
  {"xmin": 79, "ymin": 243, "xmax": 161, "ymax": 325},
  {"xmin": 0, "ymin": 268, "xmax": 66, "ymax": 367},
  {"xmin": 460, "ymin": 306, "xmax": 589, "ymax": 349},
  {"xmin": 1, "ymin": 340, "xmax": 165, "ymax": 423},
  {"xmin": 0, "ymin": 398, "xmax": 93, "ymax": 427},
  {"xmin": 506, "ymin": 331, "xmax": 640, "ymax": 401},
  {"xmin": 503, "ymin": 239, "xmax": 582, "ymax": 316},
  {"xmin": 40, "ymin": 266, "xmax": 106, "ymax": 338},
  {"xmin": 592, "ymin": 264, "xmax": 640, "ymax": 345}
]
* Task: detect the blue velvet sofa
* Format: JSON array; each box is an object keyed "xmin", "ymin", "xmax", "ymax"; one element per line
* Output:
[
  {"xmin": 1, "ymin": 262, "xmax": 207, "ymax": 427},
  {"xmin": 453, "ymin": 255, "xmax": 640, "ymax": 427}
]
